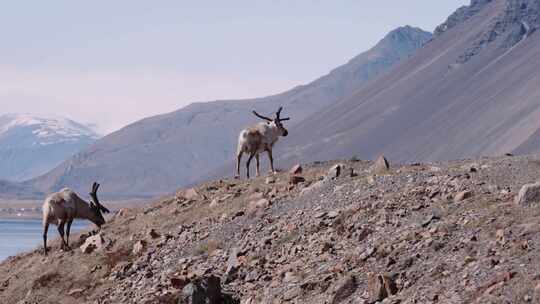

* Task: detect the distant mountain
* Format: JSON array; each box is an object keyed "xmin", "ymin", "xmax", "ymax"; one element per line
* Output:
[
  {"xmin": 277, "ymin": 0, "xmax": 540, "ymax": 164},
  {"xmin": 25, "ymin": 26, "xmax": 432, "ymax": 199},
  {"xmin": 0, "ymin": 114, "xmax": 99, "ymax": 181}
]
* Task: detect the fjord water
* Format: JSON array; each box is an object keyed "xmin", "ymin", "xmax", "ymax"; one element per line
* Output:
[{"xmin": 0, "ymin": 218, "xmax": 88, "ymax": 261}]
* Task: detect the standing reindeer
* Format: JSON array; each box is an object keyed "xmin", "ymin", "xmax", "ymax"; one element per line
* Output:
[
  {"xmin": 42, "ymin": 182, "xmax": 110, "ymax": 255},
  {"xmin": 236, "ymin": 106, "xmax": 290, "ymax": 178}
]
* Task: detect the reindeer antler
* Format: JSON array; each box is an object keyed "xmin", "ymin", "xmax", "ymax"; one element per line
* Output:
[
  {"xmin": 252, "ymin": 110, "xmax": 272, "ymax": 121},
  {"xmin": 275, "ymin": 106, "xmax": 290, "ymax": 121},
  {"xmin": 89, "ymin": 182, "xmax": 110, "ymax": 214}
]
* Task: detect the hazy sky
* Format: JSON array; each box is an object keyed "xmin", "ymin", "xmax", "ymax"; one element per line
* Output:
[{"xmin": 0, "ymin": 1, "xmax": 469, "ymax": 134}]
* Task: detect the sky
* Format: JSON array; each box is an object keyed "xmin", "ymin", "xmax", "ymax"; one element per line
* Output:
[{"xmin": 0, "ymin": 1, "xmax": 469, "ymax": 134}]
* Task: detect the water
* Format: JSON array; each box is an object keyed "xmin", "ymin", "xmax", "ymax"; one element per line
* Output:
[{"xmin": 0, "ymin": 218, "xmax": 88, "ymax": 261}]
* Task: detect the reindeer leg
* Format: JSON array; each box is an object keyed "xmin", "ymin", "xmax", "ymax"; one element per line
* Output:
[
  {"xmin": 266, "ymin": 149, "xmax": 276, "ymax": 174},
  {"xmin": 255, "ymin": 153, "xmax": 260, "ymax": 177},
  {"xmin": 43, "ymin": 222, "xmax": 49, "ymax": 255},
  {"xmin": 236, "ymin": 151, "xmax": 243, "ymax": 179},
  {"xmin": 66, "ymin": 219, "xmax": 73, "ymax": 250},
  {"xmin": 58, "ymin": 221, "xmax": 66, "ymax": 251},
  {"xmin": 246, "ymin": 153, "xmax": 255, "ymax": 179}
]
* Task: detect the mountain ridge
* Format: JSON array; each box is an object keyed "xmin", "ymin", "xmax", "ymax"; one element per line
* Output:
[
  {"xmin": 22, "ymin": 26, "xmax": 432, "ymax": 199},
  {"xmin": 0, "ymin": 113, "xmax": 99, "ymax": 182}
]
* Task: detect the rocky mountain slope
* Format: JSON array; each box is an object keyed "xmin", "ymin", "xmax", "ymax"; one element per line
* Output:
[
  {"xmin": 23, "ymin": 26, "xmax": 431, "ymax": 200},
  {"xmin": 2, "ymin": 154, "xmax": 540, "ymax": 303},
  {"xmin": 0, "ymin": 114, "xmax": 99, "ymax": 181},
  {"xmin": 277, "ymin": 0, "xmax": 540, "ymax": 166}
]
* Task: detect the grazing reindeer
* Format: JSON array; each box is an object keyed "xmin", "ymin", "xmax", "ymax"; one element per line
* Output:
[
  {"xmin": 42, "ymin": 182, "xmax": 110, "ymax": 255},
  {"xmin": 236, "ymin": 106, "xmax": 290, "ymax": 178}
]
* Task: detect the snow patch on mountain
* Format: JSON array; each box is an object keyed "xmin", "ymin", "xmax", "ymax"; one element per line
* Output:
[{"xmin": 0, "ymin": 113, "xmax": 99, "ymax": 146}]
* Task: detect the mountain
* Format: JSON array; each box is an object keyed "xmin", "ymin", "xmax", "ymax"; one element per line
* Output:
[
  {"xmin": 0, "ymin": 114, "xmax": 99, "ymax": 182},
  {"xmin": 26, "ymin": 26, "xmax": 431, "ymax": 199},
  {"xmin": 277, "ymin": 0, "xmax": 540, "ymax": 165}
]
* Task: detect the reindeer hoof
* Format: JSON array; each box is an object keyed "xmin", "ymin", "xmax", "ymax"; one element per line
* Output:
[{"xmin": 234, "ymin": 175, "xmax": 240, "ymax": 180}]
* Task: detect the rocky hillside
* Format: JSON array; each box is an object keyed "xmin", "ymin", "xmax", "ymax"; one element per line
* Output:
[
  {"xmin": 2, "ymin": 154, "xmax": 540, "ymax": 303},
  {"xmin": 23, "ymin": 26, "xmax": 432, "ymax": 200},
  {"xmin": 276, "ymin": 0, "xmax": 540, "ymax": 167},
  {"xmin": 0, "ymin": 114, "xmax": 99, "ymax": 182}
]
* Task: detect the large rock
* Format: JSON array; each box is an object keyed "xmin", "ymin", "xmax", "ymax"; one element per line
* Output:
[
  {"xmin": 180, "ymin": 276, "xmax": 239, "ymax": 304},
  {"xmin": 371, "ymin": 155, "xmax": 390, "ymax": 174},
  {"xmin": 331, "ymin": 275, "xmax": 357, "ymax": 304},
  {"xmin": 367, "ymin": 273, "xmax": 397, "ymax": 303},
  {"xmin": 515, "ymin": 182, "xmax": 540, "ymax": 206},
  {"xmin": 80, "ymin": 233, "xmax": 107, "ymax": 254},
  {"xmin": 224, "ymin": 248, "xmax": 240, "ymax": 283}
]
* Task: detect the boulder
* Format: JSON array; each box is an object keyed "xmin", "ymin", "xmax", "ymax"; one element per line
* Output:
[
  {"xmin": 515, "ymin": 182, "xmax": 540, "ymax": 206},
  {"xmin": 371, "ymin": 155, "xmax": 390, "ymax": 174},
  {"xmin": 180, "ymin": 276, "xmax": 239, "ymax": 304},
  {"xmin": 80, "ymin": 233, "xmax": 107, "ymax": 254}
]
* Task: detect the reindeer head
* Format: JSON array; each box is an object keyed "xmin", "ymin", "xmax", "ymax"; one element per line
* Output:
[
  {"xmin": 253, "ymin": 106, "xmax": 290, "ymax": 137},
  {"xmin": 88, "ymin": 182, "xmax": 110, "ymax": 228}
]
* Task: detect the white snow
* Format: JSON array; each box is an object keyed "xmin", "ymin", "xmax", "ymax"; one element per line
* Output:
[{"xmin": 0, "ymin": 113, "xmax": 99, "ymax": 146}]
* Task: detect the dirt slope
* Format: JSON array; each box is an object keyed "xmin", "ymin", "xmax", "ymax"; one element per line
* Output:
[{"xmin": 2, "ymin": 154, "xmax": 540, "ymax": 303}]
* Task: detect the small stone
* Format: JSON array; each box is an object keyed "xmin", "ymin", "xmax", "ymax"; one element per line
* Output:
[
  {"xmin": 327, "ymin": 211, "xmax": 340, "ymax": 219},
  {"xmin": 209, "ymin": 198, "xmax": 219, "ymax": 208},
  {"xmin": 496, "ymin": 229, "xmax": 507, "ymax": 245},
  {"xmin": 283, "ymin": 287, "xmax": 301, "ymax": 301},
  {"xmin": 314, "ymin": 211, "xmax": 327, "ymax": 218},
  {"xmin": 80, "ymin": 233, "xmax": 106, "ymax": 254},
  {"xmin": 454, "ymin": 190, "xmax": 473, "ymax": 202},
  {"xmin": 289, "ymin": 164, "xmax": 303, "ymax": 175},
  {"xmin": 265, "ymin": 176, "xmax": 276, "ymax": 184},
  {"xmin": 132, "ymin": 240, "xmax": 147, "ymax": 255},
  {"xmin": 224, "ymin": 248, "xmax": 240, "ymax": 283},
  {"xmin": 148, "ymin": 229, "xmax": 160, "ymax": 239},
  {"xmin": 247, "ymin": 199, "xmax": 270, "ymax": 213},
  {"xmin": 67, "ymin": 288, "xmax": 85, "ymax": 296},
  {"xmin": 329, "ymin": 164, "xmax": 347, "ymax": 179},
  {"xmin": 289, "ymin": 175, "xmax": 306, "ymax": 185},
  {"xmin": 534, "ymin": 283, "xmax": 540, "ymax": 302},
  {"xmin": 515, "ymin": 182, "xmax": 540, "ymax": 206},
  {"xmin": 372, "ymin": 155, "xmax": 390, "ymax": 174},
  {"xmin": 182, "ymin": 188, "xmax": 201, "ymax": 201}
]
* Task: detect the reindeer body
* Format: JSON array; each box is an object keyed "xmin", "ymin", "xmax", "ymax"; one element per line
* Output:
[
  {"xmin": 236, "ymin": 107, "xmax": 290, "ymax": 178},
  {"xmin": 42, "ymin": 183, "xmax": 109, "ymax": 255},
  {"xmin": 238, "ymin": 122, "xmax": 281, "ymax": 154}
]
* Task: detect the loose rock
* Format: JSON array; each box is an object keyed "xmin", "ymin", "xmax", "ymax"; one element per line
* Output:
[{"xmin": 515, "ymin": 182, "xmax": 540, "ymax": 206}]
